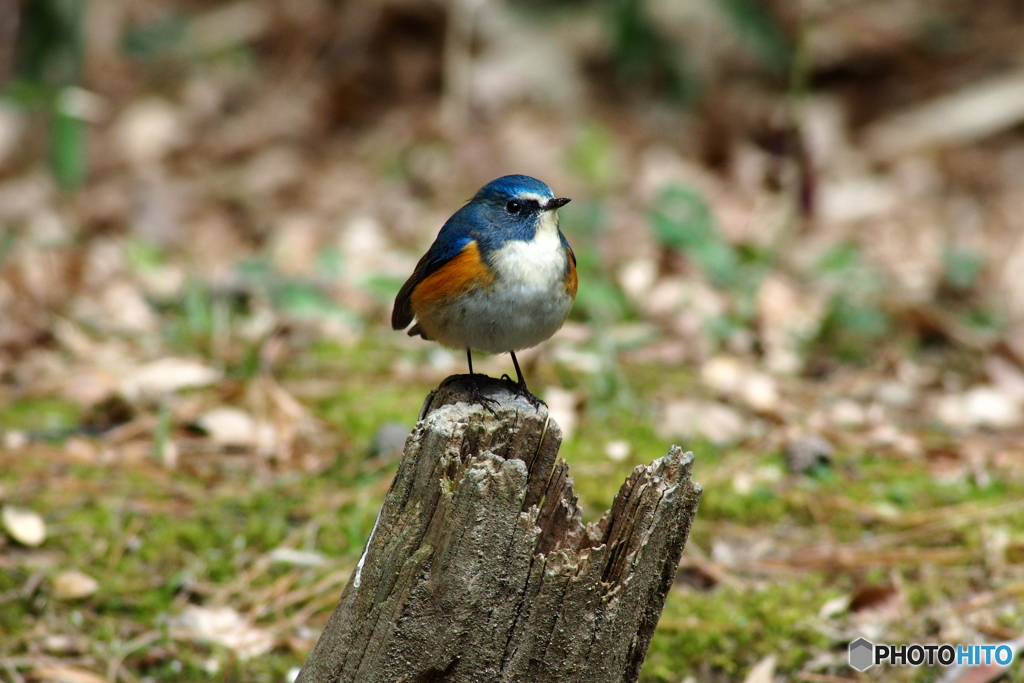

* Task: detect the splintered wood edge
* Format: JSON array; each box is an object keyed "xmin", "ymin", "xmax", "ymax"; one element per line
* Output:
[{"xmin": 418, "ymin": 376, "xmax": 700, "ymax": 574}]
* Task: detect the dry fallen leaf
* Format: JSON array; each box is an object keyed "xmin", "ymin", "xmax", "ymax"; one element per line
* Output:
[
  {"xmin": 829, "ymin": 399, "xmax": 867, "ymax": 429},
  {"xmin": 52, "ymin": 570, "xmax": 100, "ymax": 600},
  {"xmin": 270, "ymin": 213, "xmax": 322, "ymax": 277},
  {"xmin": 269, "ymin": 547, "xmax": 328, "ymax": 567},
  {"xmin": 2, "ymin": 506, "xmax": 46, "ymax": 546},
  {"xmin": 865, "ymin": 69, "xmax": 1024, "ymax": 159},
  {"xmin": 34, "ymin": 665, "xmax": 108, "ymax": 683},
  {"xmin": 195, "ymin": 407, "xmax": 259, "ymax": 447},
  {"xmin": 819, "ymin": 176, "xmax": 898, "ymax": 223},
  {"xmin": 173, "ymin": 605, "xmax": 274, "ymax": 660},
  {"xmin": 739, "ymin": 373, "xmax": 779, "ymax": 413},
  {"xmin": 604, "ymin": 440, "xmax": 631, "ymax": 462},
  {"xmin": 41, "ymin": 634, "xmax": 86, "ymax": 655},
  {"xmin": 985, "ymin": 356, "xmax": 1024, "ymax": 403},
  {"xmin": 617, "ymin": 258, "xmax": 657, "ymax": 302},
  {"xmin": 114, "ymin": 97, "xmax": 187, "ymax": 166},
  {"xmin": 732, "ymin": 466, "xmax": 782, "ymax": 495},
  {"xmin": 741, "ymin": 654, "xmax": 776, "ymax": 683},
  {"xmin": 851, "ymin": 581, "xmax": 905, "ymax": 640},
  {"xmin": 98, "ymin": 280, "xmax": 157, "ymax": 333},
  {"xmin": 819, "ymin": 593, "xmax": 851, "ymax": 619},
  {"xmin": 757, "ymin": 274, "xmax": 825, "ymax": 375},
  {"xmin": 659, "ymin": 399, "xmax": 748, "ymax": 446},
  {"xmin": 700, "ymin": 356, "xmax": 780, "ymax": 413},
  {"xmin": 61, "ymin": 369, "xmax": 119, "ymax": 407},
  {"xmin": 120, "ymin": 358, "xmax": 222, "ymax": 399},
  {"xmin": 936, "ymin": 386, "xmax": 1022, "ymax": 430},
  {"xmin": 701, "ymin": 355, "xmax": 744, "ymax": 395}
]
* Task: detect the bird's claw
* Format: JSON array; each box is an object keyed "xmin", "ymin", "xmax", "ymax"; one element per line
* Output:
[
  {"xmin": 520, "ymin": 389, "xmax": 546, "ymax": 409},
  {"xmin": 468, "ymin": 379, "xmax": 501, "ymax": 417},
  {"xmin": 499, "ymin": 373, "xmax": 545, "ymax": 409},
  {"xmin": 511, "ymin": 381, "xmax": 545, "ymax": 409},
  {"xmin": 520, "ymin": 393, "xmax": 544, "ymax": 409}
]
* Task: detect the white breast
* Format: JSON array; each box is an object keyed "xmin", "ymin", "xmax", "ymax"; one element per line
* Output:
[
  {"xmin": 411, "ymin": 211, "xmax": 574, "ymax": 353},
  {"xmin": 489, "ymin": 211, "xmax": 566, "ymax": 287}
]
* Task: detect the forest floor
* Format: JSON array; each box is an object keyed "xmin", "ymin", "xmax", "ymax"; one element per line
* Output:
[{"xmin": 4, "ymin": 1, "xmax": 1024, "ymax": 682}]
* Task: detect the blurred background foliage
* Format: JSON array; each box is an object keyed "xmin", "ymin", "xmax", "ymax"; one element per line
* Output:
[{"xmin": 4, "ymin": 0, "xmax": 1024, "ymax": 681}]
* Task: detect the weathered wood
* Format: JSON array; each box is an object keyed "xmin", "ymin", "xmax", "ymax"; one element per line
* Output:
[{"xmin": 297, "ymin": 374, "xmax": 702, "ymax": 683}]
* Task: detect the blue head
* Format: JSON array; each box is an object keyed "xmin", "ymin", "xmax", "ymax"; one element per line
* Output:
[{"xmin": 466, "ymin": 175, "xmax": 571, "ymax": 245}]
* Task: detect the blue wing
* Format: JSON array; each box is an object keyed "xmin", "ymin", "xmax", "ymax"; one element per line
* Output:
[
  {"xmin": 559, "ymin": 230, "xmax": 576, "ymax": 266},
  {"xmin": 391, "ymin": 204, "xmax": 477, "ymax": 330}
]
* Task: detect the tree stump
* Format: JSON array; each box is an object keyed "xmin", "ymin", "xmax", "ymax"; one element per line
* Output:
[{"xmin": 297, "ymin": 375, "xmax": 702, "ymax": 683}]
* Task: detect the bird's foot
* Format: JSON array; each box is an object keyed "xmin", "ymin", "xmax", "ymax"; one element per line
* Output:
[
  {"xmin": 520, "ymin": 388, "xmax": 546, "ymax": 409},
  {"xmin": 467, "ymin": 377, "xmax": 501, "ymax": 417},
  {"xmin": 501, "ymin": 374, "xmax": 545, "ymax": 409}
]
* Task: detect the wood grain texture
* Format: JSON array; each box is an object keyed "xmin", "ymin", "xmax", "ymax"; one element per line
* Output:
[{"xmin": 297, "ymin": 374, "xmax": 702, "ymax": 683}]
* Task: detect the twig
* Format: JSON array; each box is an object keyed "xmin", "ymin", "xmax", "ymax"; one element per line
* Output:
[
  {"xmin": 1, "ymin": 660, "xmax": 25, "ymax": 683},
  {"xmin": 104, "ymin": 630, "xmax": 162, "ymax": 682},
  {"xmin": 749, "ymin": 546, "xmax": 970, "ymax": 571},
  {"xmin": 680, "ymin": 543, "xmax": 746, "ymax": 590},
  {"xmin": 955, "ymin": 579, "xmax": 1024, "ymax": 614},
  {"xmin": 283, "ymin": 582, "xmax": 352, "ymax": 632},
  {"xmin": 247, "ymin": 569, "xmax": 303, "ymax": 620},
  {"xmin": 210, "ymin": 524, "xmax": 309, "ymax": 606},
  {"xmin": 107, "ymin": 516, "xmax": 146, "ymax": 572},
  {"xmin": 269, "ymin": 568, "xmax": 351, "ymax": 623},
  {"xmin": 828, "ymin": 498, "xmax": 1024, "ymax": 543}
]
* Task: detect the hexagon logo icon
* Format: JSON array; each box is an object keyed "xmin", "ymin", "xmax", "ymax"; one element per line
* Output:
[{"xmin": 849, "ymin": 638, "xmax": 874, "ymax": 671}]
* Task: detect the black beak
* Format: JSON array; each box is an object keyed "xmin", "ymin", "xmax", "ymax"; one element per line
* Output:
[{"xmin": 544, "ymin": 197, "xmax": 571, "ymax": 211}]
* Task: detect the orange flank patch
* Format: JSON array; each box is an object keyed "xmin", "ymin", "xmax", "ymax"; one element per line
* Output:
[
  {"xmin": 410, "ymin": 241, "xmax": 494, "ymax": 309},
  {"xmin": 564, "ymin": 246, "xmax": 578, "ymax": 298}
]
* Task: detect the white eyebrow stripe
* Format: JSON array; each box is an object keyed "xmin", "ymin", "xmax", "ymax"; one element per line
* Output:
[{"xmin": 516, "ymin": 192, "xmax": 550, "ymax": 203}]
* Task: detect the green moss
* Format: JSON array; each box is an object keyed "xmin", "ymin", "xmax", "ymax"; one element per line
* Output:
[
  {"xmin": 317, "ymin": 497, "xmax": 384, "ymax": 557},
  {"xmin": 317, "ymin": 383, "xmax": 423, "ymax": 455},
  {"xmin": 0, "ymin": 396, "xmax": 81, "ymax": 435},
  {"xmin": 642, "ymin": 578, "xmax": 837, "ymax": 681},
  {"xmin": 0, "ymin": 445, "xmax": 384, "ymax": 680},
  {"xmin": 559, "ymin": 406, "xmax": 667, "ymax": 514},
  {"xmin": 695, "ymin": 481, "xmax": 789, "ymax": 526}
]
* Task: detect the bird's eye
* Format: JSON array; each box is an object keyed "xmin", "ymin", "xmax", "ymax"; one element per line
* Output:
[{"xmin": 505, "ymin": 200, "xmax": 521, "ymax": 214}]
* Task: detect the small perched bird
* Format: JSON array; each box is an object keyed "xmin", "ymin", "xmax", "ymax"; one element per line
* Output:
[{"xmin": 392, "ymin": 175, "xmax": 577, "ymax": 404}]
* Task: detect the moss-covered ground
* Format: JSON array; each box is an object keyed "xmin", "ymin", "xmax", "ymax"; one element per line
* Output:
[{"xmin": 3, "ymin": 331, "xmax": 1023, "ymax": 683}]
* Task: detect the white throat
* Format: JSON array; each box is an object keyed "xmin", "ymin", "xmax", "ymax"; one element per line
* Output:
[{"xmin": 491, "ymin": 211, "xmax": 565, "ymax": 287}]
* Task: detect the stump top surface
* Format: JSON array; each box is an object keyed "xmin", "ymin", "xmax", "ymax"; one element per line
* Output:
[{"xmin": 419, "ymin": 374, "xmax": 548, "ymax": 422}]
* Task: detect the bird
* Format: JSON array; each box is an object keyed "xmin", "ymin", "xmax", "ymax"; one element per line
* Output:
[{"xmin": 392, "ymin": 175, "xmax": 576, "ymax": 406}]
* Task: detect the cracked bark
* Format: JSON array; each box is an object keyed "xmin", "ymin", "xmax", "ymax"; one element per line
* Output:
[{"xmin": 296, "ymin": 374, "xmax": 702, "ymax": 683}]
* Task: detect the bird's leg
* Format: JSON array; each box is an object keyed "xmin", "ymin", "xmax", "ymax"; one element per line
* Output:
[
  {"xmin": 510, "ymin": 351, "xmax": 528, "ymax": 392},
  {"xmin": 510, "ymin": 351, "xmax": 545, "ymax": 408},
  {"xmin": 465, "ymin": 347, "xmax": 499, "ymax": 415}
]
